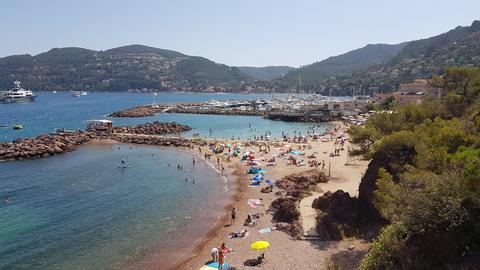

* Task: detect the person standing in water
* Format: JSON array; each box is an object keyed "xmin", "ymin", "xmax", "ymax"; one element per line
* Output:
[{"xmin": 121, "ymin": 157, "xmax": 125, "ymax": 165}]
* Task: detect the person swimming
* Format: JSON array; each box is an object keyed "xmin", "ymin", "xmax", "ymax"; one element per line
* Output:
[
  {"xmin": 2, "ymin": 195, "xmax": 9, "ymax": 205},
  {"xmin": 121, "ymin": 157, "xmax": 125, "ymax": 165}
]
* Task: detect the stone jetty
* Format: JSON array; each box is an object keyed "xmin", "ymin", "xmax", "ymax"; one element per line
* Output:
[
  {"xmin": 0, "ymin": 122, "xmax": 193, "ymax": 161},
  {"xmin": 109, "ymin": 103, "xmax": 263, "ymax": 118},
  {"xmin": 0, "ymin": 132, "xmax": 96, "ymax": 161},
  {"xmin": 108, "ymin": 105, "xmax": 166, "ymax": 117},
  {"xmin": 112, "ymin": 121, "xmax": 191, "ymax": 135}
]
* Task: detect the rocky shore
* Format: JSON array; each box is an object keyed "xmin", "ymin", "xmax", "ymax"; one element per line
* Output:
[
  {"xmin": 0, "ymin": 122, "xmax": 194, "ymax": 161},
  {"xmin": 112, "ymin": 121, "xmax": 191, "ymax": 135}
]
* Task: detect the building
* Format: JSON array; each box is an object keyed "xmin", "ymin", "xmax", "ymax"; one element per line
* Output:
[{"xmin": 375, "ymin": 79, "xmax": 442, "ymax": 105}]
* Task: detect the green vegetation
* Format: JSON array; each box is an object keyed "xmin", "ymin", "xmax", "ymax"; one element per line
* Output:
[
  {"xmin": 0, "ymin": 45, "xmax": 250, "ymax": 92},
  {"xmin": 350, "ymin": 67, "xmax": 480, "ymax": 269},
  {"xmin": 275, "ymin": 43, "xmax": 406, "ymax": 92},
  {"xmin": 236, "ymin": 66, "xmax": 295, "ymax": 80}
]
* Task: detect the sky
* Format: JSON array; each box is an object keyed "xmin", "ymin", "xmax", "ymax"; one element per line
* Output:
[{"xmin": 1, "ymin": 0, "xmax": 479, "ymax": 67}]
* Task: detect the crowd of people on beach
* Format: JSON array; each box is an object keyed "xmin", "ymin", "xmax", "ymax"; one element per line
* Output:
[{"xmin": 194, "ymin": 123, "xmax": 350, "ymax": 269}]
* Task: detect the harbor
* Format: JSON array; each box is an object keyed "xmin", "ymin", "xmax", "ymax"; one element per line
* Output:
[{"xmin": 109, "ymin": 94, "xmax": 373, "ymax": 124}]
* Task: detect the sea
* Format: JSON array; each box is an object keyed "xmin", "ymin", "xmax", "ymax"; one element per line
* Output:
[{"xmin": 0, "ymin": 92, "xmax": 335, "ymax": 269}]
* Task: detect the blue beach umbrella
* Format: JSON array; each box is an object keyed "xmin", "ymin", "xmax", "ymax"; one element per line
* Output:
[{"xmin": 252, "ymin": 175, "xmax": 263, "ymax": 181}]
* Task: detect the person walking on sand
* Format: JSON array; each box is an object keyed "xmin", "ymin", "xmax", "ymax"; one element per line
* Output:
[
  {"xmin": 218, "ymin": 249, "xmax": 224, "ymax": 270},
  {"xmin": 231, "ymin": 207, "xmax": 236, "ymax": 225}
]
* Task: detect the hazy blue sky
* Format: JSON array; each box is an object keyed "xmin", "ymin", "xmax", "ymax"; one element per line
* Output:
[{"xmin": 1, "ymin": 0, "xmax": 479, "ymax": 67}]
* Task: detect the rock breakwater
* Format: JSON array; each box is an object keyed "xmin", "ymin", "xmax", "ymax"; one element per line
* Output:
[
  {"xmin": 0, "ymin": 132, "xmax": 96, "ymax": 161},
  {"xmin": 113, "ymin": 122, "xmax": 191, "ymax": 135},
  {"xmin": 1, "ymin": 122, "xmax": 194, "ymax": 161}
]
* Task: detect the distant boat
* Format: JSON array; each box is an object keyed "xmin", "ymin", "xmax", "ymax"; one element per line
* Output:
[
  {"xmin": 13, "ymin": 124, "xmax": 23, "ymax": 130},
  {"xmin": 52, "ymin": 91, "xmax": 57, "ymax": 94},
  {"xmin": 50, "ymin": 128, "xmax": 76, "ymax": 135},
  {"xmin": 0, "ymin": 81, "xmax": 37, "ymax": 103},
  {"xmin": 80, "ymin": 91, "xmax": 88, "ymax": 96},
  {"xmin": 153, "ymin": 92, "xmax": 158, "ymax": 96},
  {"xmin": 71, "ymin": 91, "xmax": 81, "ymax": 97}
]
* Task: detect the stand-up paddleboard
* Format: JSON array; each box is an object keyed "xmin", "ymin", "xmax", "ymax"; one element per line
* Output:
[{"xmin": 117, "ymin": 165, "xmax": 132, "ymax": 168}]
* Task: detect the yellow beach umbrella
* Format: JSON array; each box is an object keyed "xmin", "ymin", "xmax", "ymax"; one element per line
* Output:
[{"xmin": 250, "ymin": 240, "xmax": 270, "ymax": 250}]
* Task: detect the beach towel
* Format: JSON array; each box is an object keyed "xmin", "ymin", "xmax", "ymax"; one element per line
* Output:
[
  {"xmin": 200, "ymin": 262, "xmax": 231, "ymax": 270},
  {"xmin": 247, "ymin": 201, "xmax": 259, "ymax": 208},
  {"xmin": 258, "ymin": 227, "xmax": 276, "ymax": 234},
  {"xmin": 247, "ymin": 199, "xmax": 263, "ymax": 209},
  {"xmin": 248, "ymin": 182, "xmax": 261, "ymax": 187}
]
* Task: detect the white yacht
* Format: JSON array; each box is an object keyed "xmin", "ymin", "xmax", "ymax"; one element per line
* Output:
[{"xmin": 0, "ymin": 81, "xmax": 37, "ymax": 103}]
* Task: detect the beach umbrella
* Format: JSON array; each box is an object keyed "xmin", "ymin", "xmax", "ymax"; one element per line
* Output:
[{"xmin": 250, "ymin": 240, "xmax": 270, "ymax": 250}]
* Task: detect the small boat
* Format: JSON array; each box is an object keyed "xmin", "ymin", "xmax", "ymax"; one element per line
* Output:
[
  {"xmin": 80, "ymin": 91, "xmax": 88, "ymax": 96},
  {"xmin": 0, "ymin": 124, "xmax": 7, "ymax": 128},
  {"xmin": 71, "ymin": 91, "xmax": 81, "ymax": 97},
  {"xmin": 52, "ymin": 91, "xmax": 57, "ymax": 94},
  {"xmin": 50, "ymin": 128, "xmax": 76, "ymax": 135},
  {"xmin": 13, "ymin": 125, "xmax": 23, "ymax": 130}
]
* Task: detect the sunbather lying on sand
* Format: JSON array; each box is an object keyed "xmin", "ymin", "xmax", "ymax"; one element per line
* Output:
[{"xmin": 228, "ymin": 229, "xmax": 248, "ymax": 239}]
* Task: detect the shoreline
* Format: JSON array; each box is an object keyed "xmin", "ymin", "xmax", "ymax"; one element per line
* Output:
[{"xmin": 3, "ymin": 120, "xmax": 369, "ymax": 269}]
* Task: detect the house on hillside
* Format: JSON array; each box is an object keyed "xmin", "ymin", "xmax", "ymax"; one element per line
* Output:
[{"xmin": 375, "ymin": 79, "xmax": 442, "ymax": 105}]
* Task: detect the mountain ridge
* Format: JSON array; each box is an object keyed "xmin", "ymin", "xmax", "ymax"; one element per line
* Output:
[{"xmin": 236, "ymin": 66, "xmax": 295, "ymax": 80}]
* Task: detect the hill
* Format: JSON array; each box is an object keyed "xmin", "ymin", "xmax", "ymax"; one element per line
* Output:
[
  {"xmin": 0, "ymin": 45, "xmax": 250, "ymax": 92},
  {"xmin": 236, "ymin": 66, "xmax": 295, "ymax": 80},
  {"xmin": 319, "ymin": 20, "xmax": 480, "ymax": 95},
  {"xmin": 274, "ymin": 43, "xmax": 407, "ymax": 91}
]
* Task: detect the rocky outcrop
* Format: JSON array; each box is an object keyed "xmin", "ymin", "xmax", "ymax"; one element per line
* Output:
[
  {"xmin": 311, "ymin": 147, "xmax": 416, "ymax": 241},
  {"xmin": 0, "ymin": 132, "xmax": 96, "ymax": 161},
  {"xmin": 271, "ymin": 197, "xmax": 300, "ymax": 223},
  {"xmin": 313, "ymin": 190, "xmax": 359, "ymax": 240},
  {"xmin": 276, "ymin": 170, "xmax": 328, "ymax": 199},
  {"xmin": 269, "ymin": 170, "xmax": 328, "ymax": 239},
  {"xmin": 270, "ymin": 197, "xmax": 303, "ymax": 239},
  {"xmin": 113, "ymin": 122, "xmax": 191, "ymax": 135}
]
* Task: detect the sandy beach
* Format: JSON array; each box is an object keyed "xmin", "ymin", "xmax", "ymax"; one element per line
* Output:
[{"xmin": 170, "ymin": 123, "xmax": 370, "ymax": 270}]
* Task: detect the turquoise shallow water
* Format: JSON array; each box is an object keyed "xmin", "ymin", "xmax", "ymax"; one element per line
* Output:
[
  {"xmin": 0, "ymin": 92, "xmax": 334, "ymax": 269},
  {"xmin": 0, "ymin": 92, "xmax": 331, "ymax": 142},
  {"xmin": 0, "ymin": 144, "xmax": 227, "ymax": 270}
]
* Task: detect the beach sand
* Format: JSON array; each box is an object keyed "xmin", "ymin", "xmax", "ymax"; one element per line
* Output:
[{"xmin": 174, "ymin": 126, "xmax": 370, "ymax": 270}]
